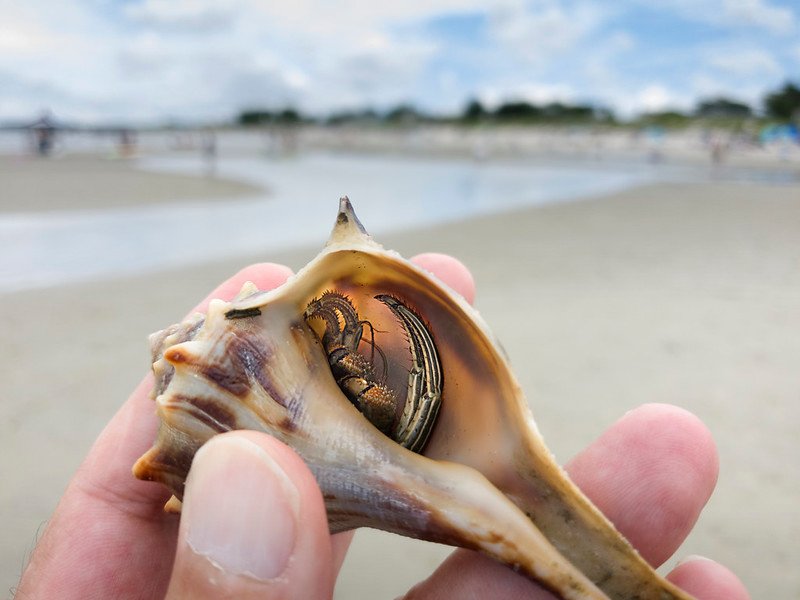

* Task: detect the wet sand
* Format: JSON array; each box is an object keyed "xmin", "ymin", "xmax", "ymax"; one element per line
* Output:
[
  {"xmin": 1, "ymin": 157, "xmax": 798, "ymax": 598},
  {"xmin": 0, "ymin": 154, "xmax": 260, "ymax": 212}
]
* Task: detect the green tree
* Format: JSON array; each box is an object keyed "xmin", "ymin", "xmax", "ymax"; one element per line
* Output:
[
  {"xmin": 326, "ymin": 109, "xmax": 380, "ymax": 125},
  {"xmin": 542, "ymin": 102, "xmax": 585, "ymax": 119},
  {"xmin": 276, "ymin": 108, "xmax": 301, "ymax": 124},
  {"xmin": 238, "ymin": 110, "xmax": 274, "ymax": 125},
  {"xmin": 237, "ymin": 108, "xmax": 304, "ymax": 126},
  {"xmin": 695, "ymin": 98, "xmax": 752, "ymax": 118},
  {"xmin": 494, "ymin": 101, "xmax": 542, "ymax": 121},
  {"xmin": 462, "ymin": 98, "xmax": 487, "ymax": 122},
  {"xmin": 764, "ymin": 82, "xmax": 800, "ymax": 121},
  {"xmin": 385, "ymin": 104, "xmax": 423, "ymax": 124},
  {"xmin": 638, "ymin": 110, "xmax": 691, "ymax": 127}
]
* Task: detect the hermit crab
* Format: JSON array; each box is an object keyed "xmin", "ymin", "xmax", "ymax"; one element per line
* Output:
[{"xmin": 134, "ymin": 198, "xmax": 697, "ymax": 599}]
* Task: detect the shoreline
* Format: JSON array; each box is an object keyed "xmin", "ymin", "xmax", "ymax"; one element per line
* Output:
[
  {"xmin": 2, "ymin": 148, "xmax": 796, "ymax": 299},
  {"xmin": 0, "ymin": 152, "xmax": 660, "ymax": 296},
  {"xmin": 3, "ymin": 124, "xmax": 798, "ymax": 173},
  {"xmin": 1, "ymin": 158, "xmax": 798, "ymax": 597}
]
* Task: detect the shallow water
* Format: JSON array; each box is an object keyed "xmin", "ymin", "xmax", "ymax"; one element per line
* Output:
[{"xmin": 0, "ymin": 151, "xmax": 663, "ymax": 294}]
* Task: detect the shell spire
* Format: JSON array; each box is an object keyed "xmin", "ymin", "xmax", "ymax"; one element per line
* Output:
[{"xmin": 326, "ymin": 196, "xmax": 374, "ymax": 247}]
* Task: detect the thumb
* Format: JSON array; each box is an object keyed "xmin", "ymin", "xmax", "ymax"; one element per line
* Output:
[{"xmin": 165, "ymin": 431, "xmax": 335, "ymax": 599}]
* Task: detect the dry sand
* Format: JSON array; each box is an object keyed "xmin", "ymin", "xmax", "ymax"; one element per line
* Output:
[{"xmin": 1, "ymin": 157, "xmax": 798, "ymax": 599}]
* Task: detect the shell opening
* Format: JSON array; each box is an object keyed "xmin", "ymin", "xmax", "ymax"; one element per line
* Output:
[{"xmin": 303, "ymin": 291, "xmax": 443, "ymax": 453}]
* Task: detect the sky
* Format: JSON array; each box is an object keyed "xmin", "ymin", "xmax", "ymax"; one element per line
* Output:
[{"xmin": 0, "ymin": 0, "xmax": 798, "ymax": 124}]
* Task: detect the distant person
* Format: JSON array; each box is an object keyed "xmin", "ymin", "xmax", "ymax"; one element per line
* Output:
[
  {"xmin": 644, "ymin": 126, "xmax": 664, "ymax": 164},
  {"xmin": 710, "ymin": 139, "xmax": 724, "ymax": 165},
  {"xmin": 202, "ymin": 130, "xmax": 218, "ymax": 177},
  {"xmin": 118, "ymin": 128, "xmax": 137, "ymax": 158},
  {"xmin": 31, "ymin": 112, "xmax": 56, "ymax": 157}
]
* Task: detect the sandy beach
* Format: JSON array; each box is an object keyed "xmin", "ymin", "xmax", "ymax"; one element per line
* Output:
[
  {"xmin": 0, "ymin": 154, "xmax": 261, "ymax": 212},
  {"xmin": 1, "ymin": 155, "xmax": 798, "ymax": 598}
]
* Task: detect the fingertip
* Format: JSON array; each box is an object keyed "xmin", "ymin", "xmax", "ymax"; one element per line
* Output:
[
  {"xmin": 194, "ymin": 263, "xmax": 294, "ymax": 313},
  {"xmin": 627, "ymin": 403, "xmax": 720, "ymax": 491},
  {"xmin": 566, "ymin": 403, "xmax": 720, "ymax": 566},
  {"xmin": 231, "ymin": 262, "xmax": 294, "ymax": 293},
  {"xmin": 411, "ymin": 253, "xmax": 476, "ymax": 305},
  {"xmin": 168, "ymin": 431, "xmax": 333, "ymax": 599},
  {"xmin": 668, "ymin": 556, "xmax": 751, "ymax": 600}
]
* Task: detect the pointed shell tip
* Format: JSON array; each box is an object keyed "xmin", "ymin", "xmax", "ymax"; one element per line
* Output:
[{"xmin": 330, "ymin": 196, "xmax": 369, "ymax": 244}]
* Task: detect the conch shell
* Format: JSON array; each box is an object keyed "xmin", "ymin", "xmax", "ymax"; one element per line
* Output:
[{"xmin": 134, "ymin": 198, "xmax": 696, "ymax": 600}]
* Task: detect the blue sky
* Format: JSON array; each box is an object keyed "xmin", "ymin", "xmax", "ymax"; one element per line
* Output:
[{"xmin": 0, "ymin": 0, "xmax": 798, "ymax": 124}]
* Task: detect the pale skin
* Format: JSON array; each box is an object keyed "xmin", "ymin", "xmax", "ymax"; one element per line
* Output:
[{"xmin": 17, "ymin": 254, "xmax": 751, "ymax": 600}]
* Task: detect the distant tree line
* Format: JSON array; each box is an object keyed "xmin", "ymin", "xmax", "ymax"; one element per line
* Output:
[
  {"xmin": 235, "ymin": 80, "xmax": 800, "ymax": 129},
  {"xmin": 238, "ymin": 108, "xmax": 303, "ymax": 125},
  {"xmin": 641, "ymin": 83, "xmax": 800, "ymax": 126},
  {"xmin": 237, "ymin": 101, "xmax": 613, "ymax": 127},
  {"xmin": 460, "ymin": 99, "xmax": 614, "ymax": 124}
]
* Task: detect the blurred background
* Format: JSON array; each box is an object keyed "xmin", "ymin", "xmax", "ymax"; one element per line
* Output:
[{"xmin": 1, "ymin": 1, "xmax": 798, "ymax": 598}]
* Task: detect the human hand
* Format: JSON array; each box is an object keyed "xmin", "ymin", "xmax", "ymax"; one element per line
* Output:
[{"xmin": 17, "ymin": 255, "xmax": 749, "ymax": 600}]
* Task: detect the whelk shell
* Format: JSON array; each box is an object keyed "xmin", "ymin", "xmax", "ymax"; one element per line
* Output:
[{"xmin": 134, "ymin": 198, "xmax": 697, "ymax": 600}]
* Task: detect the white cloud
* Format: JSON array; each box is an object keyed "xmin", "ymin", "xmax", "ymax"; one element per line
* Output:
[
  {"xmin": 245, "ymin": 0, "xmax": 485, "ymax": 35},
  {"xmin": 316, "ymin": 39, "xmax": 438, "ymax": 112},
  {"xmin": 685, "ymin": 42, "xmax": 788, "ymax": 111},
  {"xmin": 637, "ymin": 85, "xmax": 679, "ymax": 112},
  {"xmin": 0, "ymin": 4, "xmax": 93, "ymax": 58},
  {"xmin": 510, "ymin": 83, "xmax": 577, "ymax": 105},
  {"xmin": 690, "ymin": 73, "xmax": 768, "ymax": 109},
  {"xmin": 0, "ymin": 21, "xmax": 51, "ymax": 54},
  {"xmin": 648, "ymin": 0, "xmax": 796, "ymax": 35},
  {"xmin": 0, "ymin": 4, "xmax": 126, "ymax": 121},
  {"xmin": 487, "ymin": 0, "xmax": 606, "ymax": 66},
  {"xmin": 477, "ymin": 2, "xmax": 644, "ymax": 115},
  {"xmin": 123, "ymin": 0, "xmax": 242, "ymax": 31},
  {"xmin": 706, "ymin": 46, "xmax": 781, "ymax": 77},
  {"xmin": 116, "ymin": 32, "xmax": 172, "ymax": 76},
  {"xmin": 719, "ymin": 0, "xmax": 795, "ymax": 34},
  {"xmin": 578, "ymin": 29, "xmax": 636, "ymax": 94},
  {"xmin": 691, "ymin": 73, "xmax": 729, "ymax": 98},
  {"xmin": 599, "ymin": 83, "xmax": 694, "ymax": 117},
  {"xmin": 477, "ymin": 82, "xmax": 588, "ymax": 114}
]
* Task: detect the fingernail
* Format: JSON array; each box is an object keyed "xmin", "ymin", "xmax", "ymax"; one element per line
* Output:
[
  {"xmin": 182, "ymin": 436, "xmax": 299, "ymax": 580},
  {"xmin": 677, "ymin": 554, "xmax": 714, "ymax": 567}
]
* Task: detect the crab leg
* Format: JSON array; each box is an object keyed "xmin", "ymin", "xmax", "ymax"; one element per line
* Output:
[{"xmin": 376, "ymin": 294, "xmax": 443, "ymax": 453}]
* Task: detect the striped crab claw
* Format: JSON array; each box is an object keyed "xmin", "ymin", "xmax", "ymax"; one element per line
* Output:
[{"xmin": 134, "ymin": 198, "xmax": 697, "ymax": 600}]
